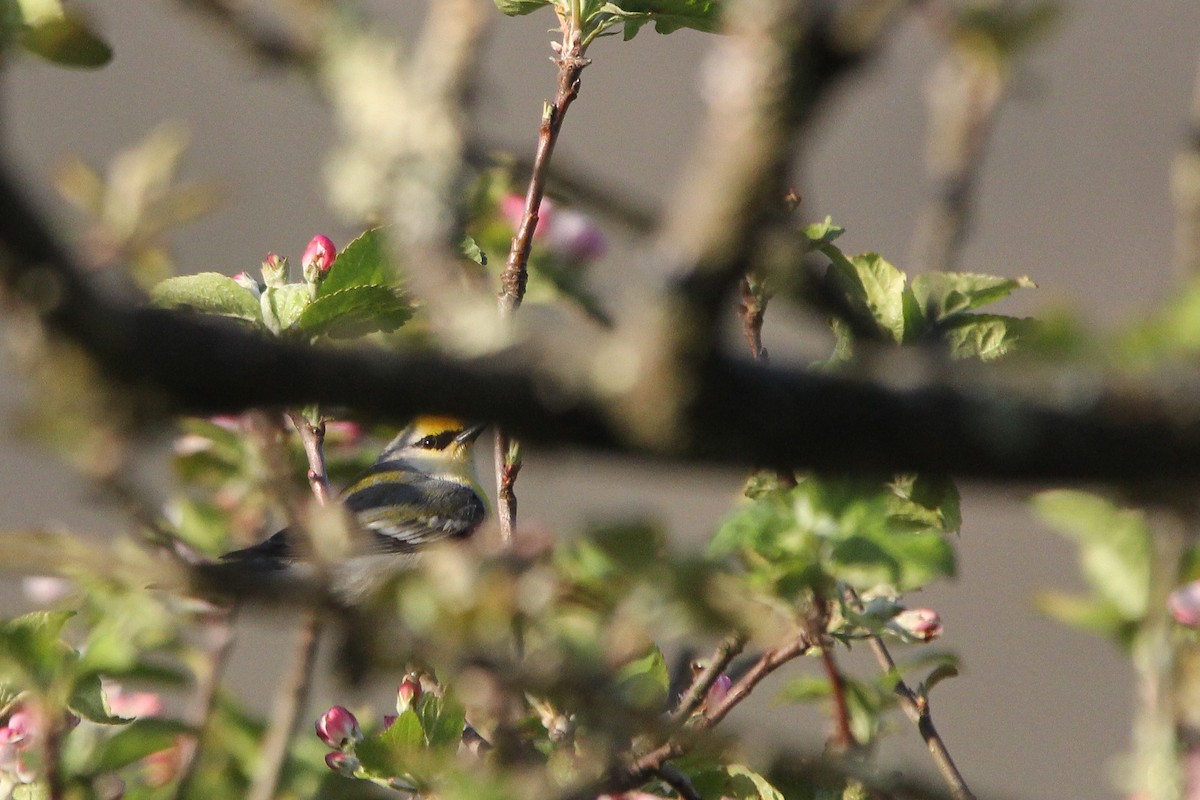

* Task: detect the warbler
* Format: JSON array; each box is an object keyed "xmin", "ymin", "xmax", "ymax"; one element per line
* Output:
[{"xmin": 218, "ymin": 416, "xmax": 488, "ymax": 602}]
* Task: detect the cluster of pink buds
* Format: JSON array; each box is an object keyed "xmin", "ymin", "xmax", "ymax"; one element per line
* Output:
[
  {"xmin": 317, "ymin": 677, "xmax": 424, "ymax": 777},
  {"xmin": 315, "ymin": 705, "xmax": 363, "ymax": 777},
  {"xmin": 233, "ymin": 235, "xmax": 338, "ymax": 295},
  {"xmin": 500, "ymin": 194, "xmax": 607, "ymax": 262}
]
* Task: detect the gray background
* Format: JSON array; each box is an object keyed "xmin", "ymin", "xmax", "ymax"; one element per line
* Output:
[{"xmin": 4, "ymin": 2, "xmax": 1200, "ymax": 798}]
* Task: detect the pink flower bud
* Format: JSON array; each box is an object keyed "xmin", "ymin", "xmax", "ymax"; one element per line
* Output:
[
  {"xmin": 325, "ymin": 751, "xmax": 360, "ymax": 777},
  {"xmin": 705, "ymin": 673, "xmax": 732, "ymax": 708},
  {"xmin": 396, "ymin": 675, "xmax": 422, "ymax": 714},
  {"xmin": 231, "ymin": 272, "xmax": 262, "ymax": 298},
  {"xmin": 315, "ymin": 706, "xmax": 362, "ymax": 751},
  {"xmin": 1170, "ymin": 580, "xmax": 1200, "ymax": 627},
  {"xmin": 892, "ymin": 608, "xmax": 943, "ymax": 642},
  {"xmin": 261, "ymin": 252, "xmax": 288, "ymax": 288},
  {"xmin": 302, "ymin": 235, "xmax": 337, "ymax": 275}
]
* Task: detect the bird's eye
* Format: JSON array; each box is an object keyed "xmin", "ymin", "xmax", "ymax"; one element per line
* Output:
[{"xmin": 416, "ymin": 435, "xmax": 438, "ymax": 449}]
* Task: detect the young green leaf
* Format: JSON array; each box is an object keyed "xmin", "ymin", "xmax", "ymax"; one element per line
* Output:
[
  {"xmin": 69, "ymin": 672, "xmax": 128, "ymax": 724},
  {"xmin": 297, "ymin": 285, "xmax": 413, "ymax": 338},
  {"xmin": 1033, "ymin": 490, "xmax": 1151, "ymax": 621},
  {"xmin": 316, "ymin": 228, "xmax": 397, "ymax": 297},
  {"xmin": 91, "ymin": 719, "xmax": 192, "ymax": 772},
  {"xmin": 260, "ymin": 284, "xmax": 311, "ymax": 334},
  {"xmin": 910, "ymin": 272, "xmax": 1034, "ymax": 323},
  {"xmin": 151, "ymin": 273, "xmax": 263, "ymax": 323},
  {"xmin": 415, "ymin": 692, "xmax": 467, "ymax": 749},
  {"xmin": 493, "ymin": 0, "xmax": 552, "ymax": 15},
  {"xmin": 941, "ymin": 314, "xmax": 1032, "ymax": 360},
  {"xmin": 616, "ymin": 646, "xmax": 670, "ymax": 710},
  {"xmin": 823, "ymin": 251, "xmax": 908, "ymax": 342},
  {"xmin": 357, "ymin": 710, "xmax": 423, "ymax": 779},
  {"xmin": 597, "ymin": 0, "xmax": 722, "ymax": 40}
]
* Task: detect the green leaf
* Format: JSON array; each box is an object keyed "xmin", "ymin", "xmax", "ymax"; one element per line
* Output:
[
  {"xmin": 91, "ymin": 718, "xmax": 191, "ymax": 772},
  {"xmin": 493, "ymin": 0, "xmax": 552, "ymax": 15},
  {"xmin": 316, "ymin": 228, "xmax": 396, "ymax": 298},
  {"xmin": 910, "ymin": 272, "xmax": 1035, "ymax": 324},
  {"xmin": 460, "ymin": 235, "xmax": 487, "ymax": 266},
  {"xmin": 1034, "ymin": 590, "xmax": 1135, "ymax": 644},
  {"xmin": 357, "ymin": 711, "xmax": 423, "ymax": 779},
  {"xmin": 597, "ymin": 0, "xmax": 722, "ymax": 40},
  {"xmin": 0, "ymin": 611, "xmax": 75, "ymax": 687},
  {"xmin": 1033, "ymin": 490, "xmax": 1151, "ymax": 620},
  {"xmin": 888, "ymin": 474, "xmax": 961, "ymax": 534},
  {"xmin": 802, "ymin": 216, "xmax": 845, "ymax": 248},
  {"xmin": 151, "ymin": 273, "xmax": 263, "ymax": 323},
  {"xmin": 22, "ymin": 12, "xmax": 111, "ymax": 67},
  {"xmin": 69, "ymin": 672, "xmax": 127, "ymax": 724},
  {"xmin": 824, "ymin": 251, "xmax": 907, "ymax": 342},
  {"xmin": 260, "ymin": 284, "xmax": 310, "ymax": 334},
  {"xmin": 414, "ymin": 692, "xmax": 466, "ymax": 749},
  {"xmin": 942, "ymin": 313, "xmax": 1032, "ymax": 360},
  {"xmin": 297, "ymin": 285, "xmax": 413, "ymax": 338},
  {"xmin": 726, "ymin": 764, "xmax": 785, "ymax": 800},
  {"xmin": 829, "ymin": 529, "xmax": 955, "ymax": 592},
  {"xmin": 616, "ymin": 646, "xmax": 669, "ymax": 710}
]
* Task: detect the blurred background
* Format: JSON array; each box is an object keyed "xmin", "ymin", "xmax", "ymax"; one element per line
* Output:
[{"xmin": 3, "ymin": 2, "xmax": 1200, "ymax": 797}]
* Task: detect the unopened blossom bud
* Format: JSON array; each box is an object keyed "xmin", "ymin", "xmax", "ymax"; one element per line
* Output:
[
  {"xmin": 892, "ymin": 608, "xmax": 943, "ymax": 642},
  {"xmin": 261, "ymin": 253, "xmax": 288, "ymax": 288},
  {"xmin": 546, "ymin": 208, "xmax": 607, "ymax": 262},
  {"xmin": 705, "ymin": 673, "xmax": 732, "ymax": 708},
  {"xmin": 325, "ymin": 751, "xmax": 360, "ymax": 777},
  {"xmin": 396, "ymin": 675, "xmax": 422, "ymax": 714},
  {"xmin": 1170, "ymin": 580, "xmax": 1200, "ymax": 627},
  {"xmin": 231, "ymin": 272, "xmax": 262, "ymax": 298},
  {"xmin": 315, "ymin": 706, "xmax": 362, "ymax": 751},
  {"xmin": 302, "ymin": 235, "xmax": 337, "ymax": 284}
]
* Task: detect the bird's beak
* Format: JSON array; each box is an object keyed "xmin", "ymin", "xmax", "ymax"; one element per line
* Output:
[{"xmin": 456, "ymin": 423, "xmax": 488, "ymax": 444}]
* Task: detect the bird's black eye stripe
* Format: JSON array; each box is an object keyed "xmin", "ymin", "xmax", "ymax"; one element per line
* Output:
[{"xmin": 416, "ymin": 431, "xmax": 460, "ymax": 450}]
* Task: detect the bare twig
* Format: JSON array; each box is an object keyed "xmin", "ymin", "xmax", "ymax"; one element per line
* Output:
[
  {"xmin": 844, "ymin": 588, "xmax": 975, "ymax": 800},
  {"xmin": 817, "ymin": 644, "xmax": 856, "ymax": 751},
  {"xmin": 172, "ymin": 607, "xmax": 238, "ymax": 800},
  {"xmin": 494, "ymin": 10, "xmax": 592, "ymax": 545},
  {"xmin": 700, "ymin": 633, "xmax": 813, "ymax": 729},
  {"xmin": 246, "ymin": 609, "xmax": 322, "ymax": 800},
  {"xmin": 668, "ymin": 632, "xmax": 746, "ymax": 726},
  {"xmin": 908, "ymin": 5, "xmax": 1006, "ymax": 273},
  {"xmin": 1172, "ymin": 52, "xmax": 1200, "ymax": 277},
  {"xmin": 288, "ymin": 412, "xmax": 331, "ymax": 506}
]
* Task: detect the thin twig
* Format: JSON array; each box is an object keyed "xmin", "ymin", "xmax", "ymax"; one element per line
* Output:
[
  {"xmin": 246, "ymin": 609, "xmax": 322, "ymax": 800},
  {"xmin": 908, "ymin": 2, "xmax": 1006, "ymax": 273},
  {"xmin": 668, "ymin": 632, "xmax": 746, "ymax": 726},
  {"xmin": 287, "ymin": 412, "xmax": 331, "ymax": 506},
  {"xmin": 1172, "ymin": 51, "xmax": 1200, "ymax": 277},
  {"xmin": 700, "ymin": 634, "xmax": 813, "ymax": 729},
  {"xmin": 494, "ymin": 11, "xmax": 592, "ymax": 544},
  {"xmin": 172, "ymin": 606, "xmax": 238, "ymax": 800},
  {"xmin": 844, "ymin": 587, "xmax": 975, "ymax": 800},
  {"xmin": 818, "ymin": 644, "xmax": 856, "ymax": 751},
  {"xmin": 244, "ymin": 407, "xmax": 331, "ymax": 800}
]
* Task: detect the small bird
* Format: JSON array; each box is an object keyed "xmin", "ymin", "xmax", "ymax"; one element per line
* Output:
[{"xmin": 219, "ymin": 416, "xmax": 488, "ymax": 602}]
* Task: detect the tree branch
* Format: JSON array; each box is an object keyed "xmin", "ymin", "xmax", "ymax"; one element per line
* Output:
[{"xmin": 844, "ymin": 588, "xmax": 975, "ymax": 800}]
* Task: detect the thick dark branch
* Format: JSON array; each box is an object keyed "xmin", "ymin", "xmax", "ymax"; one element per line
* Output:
[{"xmin": 10, "ymin": 164, "xmax": 1200, "ymax": 481}]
